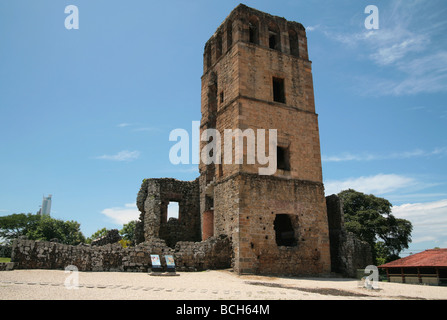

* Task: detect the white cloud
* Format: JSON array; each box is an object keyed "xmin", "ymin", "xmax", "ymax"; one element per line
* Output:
[
  {"xmin": 368, "ymin": 29, "xmax": 429, "ymax": 66},
  {"xmin": 392, "ymin": 199, "xmax": 447, "ymax": 245},
  {"xmin": 322, "ymin": 152, "xmax": 377, "ymax": 162},
  {"xmin": 117, "ymin": 122, "xmax": 160, "ymax": 132},
  {"xmin": 365, "ymin": 51, "xmax": 447, "ymax": 96},
  {"xmin": 320, "ymin": 1, "xmax": 447, "ymax": 96},
  {"xmin": 101, "ymin": 203, "xmax": 140, "ymax": 225},
  {"xmin": 322, "ymin": 147, "xmax": 447, "ymax": 162},
  {"xmin": 306, "ymin": 25, "xmax": 320, "ymax": 32},
  {"xmin": 132, "ymin": 127, "xmax": 159, "ymax": 132},
  {"xmin": 324, "ymin": 173, "xmax": 416, "ymax": 196},
  {"xmin": 95, "ymin": 150, "xmax": 140, "ymax": 162}
]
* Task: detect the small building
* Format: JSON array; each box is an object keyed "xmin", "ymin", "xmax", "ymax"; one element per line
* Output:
[{"xmin": 379, "ymin": 249, "xmax": 447, "ymax": 286}]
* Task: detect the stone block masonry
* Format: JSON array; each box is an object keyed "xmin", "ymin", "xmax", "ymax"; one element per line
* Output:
[
  {"xmin": 10, "ymin": 235, "xmax": 231, "ymax": 272},
  {"xmin": 326, "ymin": 194, "xmax": 372, "ymax": 277},
  {"xmin": 136, "ymin": 178, "xmax": 201, "ymax": 247},
  {"xmin": 198, "ymin": 4, "xmax": 332, "ymax": 275},
  {"xmin": 91, "ymin": 229, "xmax": 122, "ymax": 246}
]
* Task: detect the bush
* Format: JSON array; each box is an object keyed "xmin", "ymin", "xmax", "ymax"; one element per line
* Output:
[{"xmin": 0, "ymin": 245, "xmax": 12, "ymax": 258}]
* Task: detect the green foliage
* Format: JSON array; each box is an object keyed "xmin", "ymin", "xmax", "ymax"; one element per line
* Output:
[
  {"xmin": 338, "ymin": 189, "xmax": 413, "ymax": 265},
  {"xmin": 120, "ymin": 220, "xmax": 137, "ymax": 242},
  {"xmin": 374, "ymin": 241, "xmax": 399, "ymax": 266},
  {"xmin": 26, "ymin": 215, "xmax": 85, "ymax": 245},
  {"xmin": 0, "ymin": 213, "xmax": 85, "ymax": 245},
  {"xmin": 85, "ymin": 221, "xmax": 138, "ymax": 245},
  {"xmin": 0, "ymin": 213, "xmax": 41, "ymax": 244},
  {"xmin": 85, "ymin": 228, "xmax": 109, "ymax": 244}
]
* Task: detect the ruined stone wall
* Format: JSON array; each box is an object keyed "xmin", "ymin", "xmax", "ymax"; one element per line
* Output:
[
  {"xmin": 326, "ymin": 194, "xmax": 373, "ymax": 277},
  {"xmin": 234, "ymin": 174, "xmax": 331, "ymax": 275},
  {"xmin": 210, "ymin": 173, "xmax": 331, "ymax": 275},
  {"xmin": 136, "ymin": 178, "xmax": 200, "ymax": 247},
  {"xmin": 213, "ymin": 176, "xmax": 240, "ymax": 239},
  {"xmin": 91, "ymin": 229, "xmax": 122, "ymax": 246},
  {"xmin": 10, "ymin": 235, "xmax": 231, "ymax": 272}
]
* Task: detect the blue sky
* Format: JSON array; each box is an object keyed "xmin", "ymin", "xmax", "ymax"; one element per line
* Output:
[{"xmin": 1, "ymin": 0, "xmax": 446, "ymax": 256}]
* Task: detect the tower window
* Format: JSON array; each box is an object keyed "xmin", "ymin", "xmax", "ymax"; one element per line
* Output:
[
  {"xmin": 248, "ymin": 16, "xmax": 259, "ymax": 44},
  {"xmin": 277, "ymin": 146, "xmax": 290, "ymax": 171},
  {"xmin": 269, "ymin": 32, "xmax": 278, "ymax": 49},
  {"xmin": 205, "ymin": 45, "xmax": 211, "ymax": 69},
  {"xmin": 268, "ymin": 22, "xmax": 281, "ymax": 51},
  {"xmin": 227, "ymin": 20, "xmax": 233, "ymax": 50},
  {"xmin": 274, "ymin": 214, "xmax": 297, "ymax": 247},
  {"xmin": 288, "ymin": 29, "xmax": 299, "ymax": 57},
  {"xmin": 216, "ymin": 32, "xmax": 222, "ymax": 60},
  {"xmin": 208, "ymin": 74, "xmax": 218, "ymax": 120},
  {"xmin": 167, "ymin": 201, "xmax": 179, "ymax": 221},
  {"xmin": 272, "ymin": 77, "xmax": 285, "ymax": 103}
]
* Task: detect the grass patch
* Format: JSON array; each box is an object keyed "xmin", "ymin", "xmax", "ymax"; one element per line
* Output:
[{"xmin": 0, "ymin": 258, "xmax": 11, "ymax": 263}]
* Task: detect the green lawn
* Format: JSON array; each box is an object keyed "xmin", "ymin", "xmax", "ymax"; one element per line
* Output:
[{"xmin": 0, "ymin": 258, "xmax": 11, "ymax": 263}]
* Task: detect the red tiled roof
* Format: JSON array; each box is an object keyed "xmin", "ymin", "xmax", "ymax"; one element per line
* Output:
[{"xmin": 379, "ymin": 249, "xmax": 447, "ymax": 268}]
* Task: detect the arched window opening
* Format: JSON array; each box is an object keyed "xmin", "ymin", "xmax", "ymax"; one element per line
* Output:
[
  {"xmin": 216, "ymin": 32, "xmax": 222, "ymax": 60},
  {"xmin": 205, "ymin": 44, "xmax": 211, "ymax": 69},
  {"xmin": 248, "ymin": 16, "xmax": 259, "ymax": 44},
  {"xmin": 288, "ymin": 29, "xmax": 299, "ymax": 57},
  {"xmin": 268, "ymin": 22, "xmax": 281, "ymax": 51},
  {"xmin": 227, "ymin": 20, "xmax": 233, "ymax": 50}
]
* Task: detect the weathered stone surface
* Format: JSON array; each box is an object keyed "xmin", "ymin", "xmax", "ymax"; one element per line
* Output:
[
  {"xmin": 10, "ymin": 235, "xmax": 231, "ymax": 272},
  {"xmin": 197, "ymin": 4, "xmax": 331, "ymax": 275},
  {"xmin": 0, "ymin": 262, "xmax": 14, "ymax": 271},
  {"xmin": 137, "ymin": 178, "xmax": 200, "ymax": 247},
  {"xmin": 326, "ymin": 194, "xmax": 373, "ymax": 277},
  {"xmin": 91, "ymin": 229, "xmax": 122, "ymax": 246}
]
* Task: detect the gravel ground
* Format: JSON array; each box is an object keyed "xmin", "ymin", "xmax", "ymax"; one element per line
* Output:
[{"xmin": 1, "ymin": 269, "xmax": 446, "ymax": 300}]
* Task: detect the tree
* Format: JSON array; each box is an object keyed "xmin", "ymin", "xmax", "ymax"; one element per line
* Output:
[
  {"xmin": 0, "ymin": 213, "xmax": 85, "ymax": 245},
  {"xmin": 26, "ymin": 215, "xmax": 85, "ymax": 245},
  {"xmin": 120, "ymin": 220, "xmax": 137, "ymax": 243},
  {"xmin": 338, "ymin": 189, "xmax": 412, "ymax": 264},
  {"xmin": 0, "ymin": 213, "xmax": 41, "ymax": 244},
  {"xmin": 374, "ymin": 241, "xmax": 398, "ymax": 266},
  {"xmin": 85, "ymin": 228, "xmax": 109, "ymax": 244}
]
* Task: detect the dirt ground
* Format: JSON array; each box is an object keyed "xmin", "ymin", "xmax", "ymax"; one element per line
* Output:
[{"xmin": 1, "ymin": 269, "xmax": 446, "ymax": 300}]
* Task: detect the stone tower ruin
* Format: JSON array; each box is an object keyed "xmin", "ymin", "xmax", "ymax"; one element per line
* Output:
[
  {"xmin": 7, "ymin": 4, "xmax": 371, "ymax": 277},
  {"xmin": 199, "ymin": 4, "xmax": 331, "ymax": 274},
  {"xmin": 136, "ymin": 4, "xmax": 371, "ymax": 276}
]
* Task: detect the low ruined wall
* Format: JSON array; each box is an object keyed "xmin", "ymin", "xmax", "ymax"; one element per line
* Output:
[{"xmin": 10, "ymin": 235, "xmax": 231, "ymax": 272}]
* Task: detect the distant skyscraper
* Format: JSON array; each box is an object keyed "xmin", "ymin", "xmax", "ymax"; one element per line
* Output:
[{"xmin": 40, "ymin": 194, "xmax": 52, "ymax": 216}]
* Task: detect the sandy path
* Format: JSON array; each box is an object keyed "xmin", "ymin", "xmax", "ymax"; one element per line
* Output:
[{"xmin": 1, "ymin": 269, "xmax": 446, "ymax": 300}]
